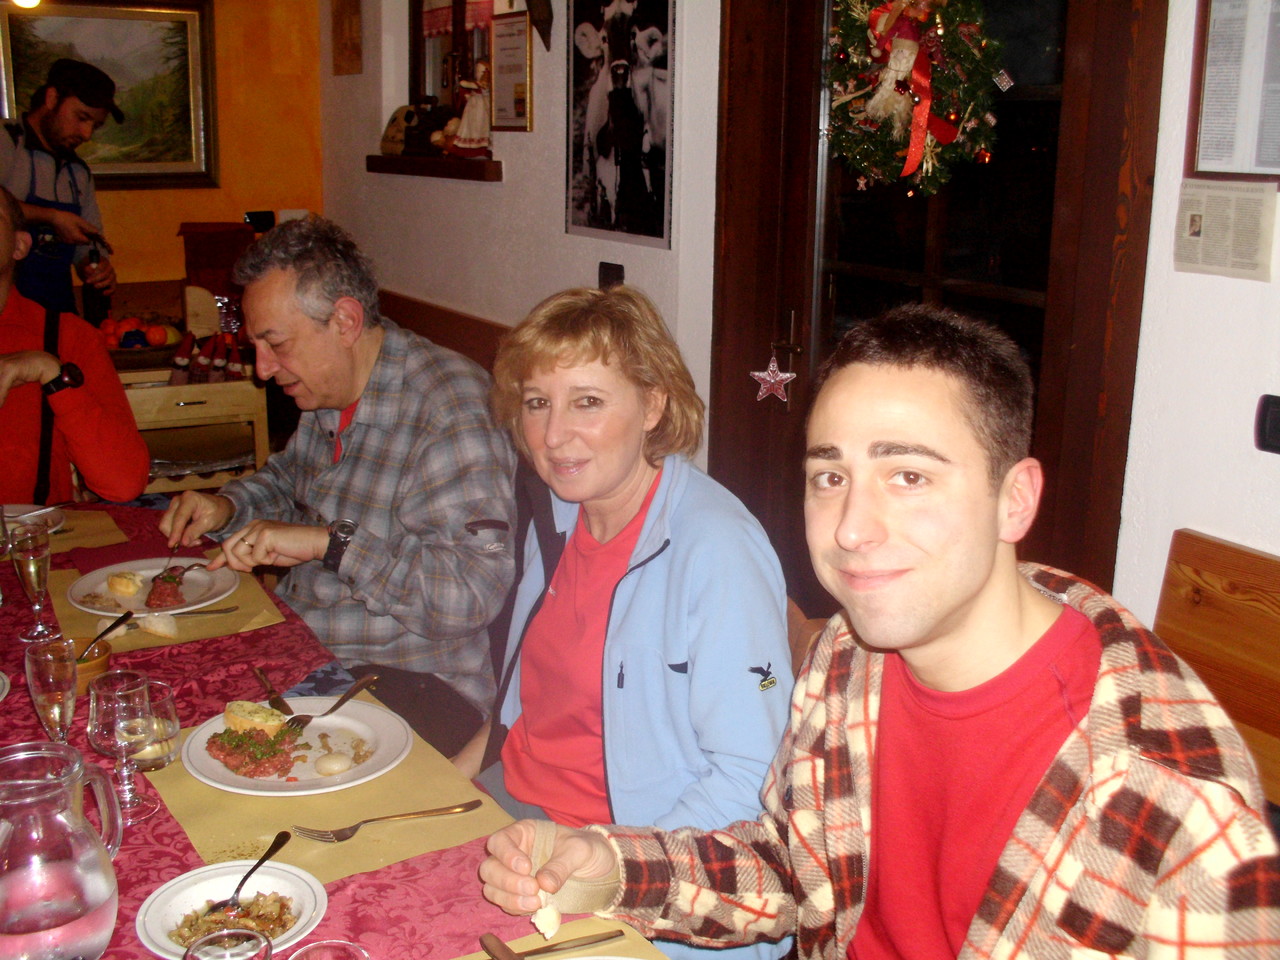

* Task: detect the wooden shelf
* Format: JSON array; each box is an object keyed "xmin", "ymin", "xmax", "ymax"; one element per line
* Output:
[{"xmin": 365, "ymin": 154, "xmax": 503, "ymax": 181}]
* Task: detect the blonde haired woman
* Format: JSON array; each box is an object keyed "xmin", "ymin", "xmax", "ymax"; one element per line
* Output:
[{"xmin": 462, "ymin": 286, "xmax": 790, "ymax": 855}]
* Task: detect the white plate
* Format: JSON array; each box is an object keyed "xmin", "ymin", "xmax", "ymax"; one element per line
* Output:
[
  {"xmin": 136, "ymin": 859, "xmax": 327, "ymax": 960},
  {"xmin": 67, "ymin": 557, "xmax": 238, "ymax": 616},
  {"xmin": 0, "ymin": 673, "xmax": 9, "ymax": 705},
  {"xmin": 181, "ymin": 696, "xmax": 413, "ymax": 796},
  {"xmin": 3, "ymin": 504, "xmax": 66, "ymax": 534}
]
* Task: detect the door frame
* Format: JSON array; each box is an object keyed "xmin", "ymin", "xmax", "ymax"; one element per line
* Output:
[{"xmin": 708, "ymin": 0, "xmax": 1169, "ymax": 603}]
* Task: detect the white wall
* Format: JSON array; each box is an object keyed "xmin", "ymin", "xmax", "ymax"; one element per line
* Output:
[
  {"xmin": 1114, "ymin": 0, "xmax": 1280, "ymax": 622},
  {"xmin": 320, "ymin": 0, "xmax": 720, "ymax": 459},
  {"xmin": 321, "ymin": 0, "xmax": 1279, "ymax": 623}
]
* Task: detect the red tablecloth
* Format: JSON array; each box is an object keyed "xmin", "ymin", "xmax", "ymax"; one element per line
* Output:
[{"xmin": 1, "ymin": 504, "xmax": 530, "ymax": 959}]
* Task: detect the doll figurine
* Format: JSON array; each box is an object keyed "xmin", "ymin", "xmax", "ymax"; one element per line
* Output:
[{"xmin": 451, "ymin": 60, "xmax": 492, "ymax": 158}]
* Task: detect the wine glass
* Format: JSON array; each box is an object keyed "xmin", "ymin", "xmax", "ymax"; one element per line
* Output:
[
  {"xmin": 131, "ymin": 680, "xmax": 181, "ymax": 771},
  {"xmin": 182, "ymin": 930, "xmax": 273, "ymax": 959},
  {"xmin": 86, "ymin": 670, "xmax": 160, "ymax": 825},
  {"xmin": 24, "ymin": 638, "xmax": 78, "ymax": 741},
  {"xmin": 288, "ymin": 941, "xmax": 370, "ymax": 959},
  {"xmin": 10, "ymin": 518, "xmax": 61, "ymax": 642}
]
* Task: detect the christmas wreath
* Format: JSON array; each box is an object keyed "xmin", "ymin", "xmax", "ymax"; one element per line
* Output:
[{"xmin": 827, "ymin": 0, "xmax": 1009, "ymax": 196}]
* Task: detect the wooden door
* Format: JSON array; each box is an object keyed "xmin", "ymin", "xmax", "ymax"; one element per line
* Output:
[{"xmin": 709, "ymin": 0, "xmax": 1168, "ymax": 615}]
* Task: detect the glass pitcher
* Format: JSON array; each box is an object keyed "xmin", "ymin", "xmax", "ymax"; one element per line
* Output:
[{"xmin": 0, "ymin": 741, "xmax": 123, "ymax": 960}]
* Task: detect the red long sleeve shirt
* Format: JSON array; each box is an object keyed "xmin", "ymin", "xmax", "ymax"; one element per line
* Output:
[{"xmin": 0, "ymin": 288, "xmax": 149, "ymax": 504}]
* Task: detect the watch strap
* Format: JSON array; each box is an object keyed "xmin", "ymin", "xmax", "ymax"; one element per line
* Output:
[
  {"xmin": 41, "ymin": 362, "xmax": 83, "ymax": 396},
  {"xmin": 323, "ymin": 520, "xmax": 357, "ymax": 573}
]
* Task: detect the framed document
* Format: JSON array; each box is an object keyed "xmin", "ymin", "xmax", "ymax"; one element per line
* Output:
[
  {"xmin": 1188, "ymin": 0, "xmax": 1280, "ymax": 179},
  {"xmin": 491, "ymin": 12, "xmax": 531, "ymax": 132}
]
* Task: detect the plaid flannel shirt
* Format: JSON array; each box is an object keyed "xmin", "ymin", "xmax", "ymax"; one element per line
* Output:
[
  {"xmin": 219, "ymin": 321, "xmax": 516, "ymax": 713},
  {"xmin": 597, "ymin": 564, "xmax": 1280, "ymax": 958}
]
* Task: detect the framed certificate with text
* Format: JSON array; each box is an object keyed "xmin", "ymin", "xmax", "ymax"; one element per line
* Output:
[{"xmin": 491, "ymin": 12, "xmax": 531, "ymax": 132}]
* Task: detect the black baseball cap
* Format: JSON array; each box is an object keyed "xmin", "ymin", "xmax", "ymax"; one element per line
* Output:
[{"xmin": 46, "ymin": 59, "xmax": 124, "ymax": 123}]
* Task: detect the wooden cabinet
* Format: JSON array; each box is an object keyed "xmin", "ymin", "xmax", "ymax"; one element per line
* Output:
[{"xmin": 122, "ymin": 371, "xmax": 269, "ymax": 494}]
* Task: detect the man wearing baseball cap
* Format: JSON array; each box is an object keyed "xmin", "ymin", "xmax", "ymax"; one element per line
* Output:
[{"xmin": 0, "ymin": 59, "xmax": 123, "ymax": 317}]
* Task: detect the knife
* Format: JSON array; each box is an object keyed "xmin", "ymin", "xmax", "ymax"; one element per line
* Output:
[
  {"xmin": 118, "ymin": 606, "xmax": 239, "ymax": 628},
  {"xmin": 252, "ymin": 666, "xmax": 293, "ymax": 715},
  {"xmin": 481, "ymin": 930, "xmax": 625, "ymax": 960}
]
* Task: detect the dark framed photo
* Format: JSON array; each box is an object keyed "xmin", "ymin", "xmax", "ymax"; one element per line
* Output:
[
  {"xmin": 0, "ymin": 0, "xmax": 216, "ymax": 189},
  {"xmin": 567, "ymin": 0, "xmax": 673, "ymax": 247}
]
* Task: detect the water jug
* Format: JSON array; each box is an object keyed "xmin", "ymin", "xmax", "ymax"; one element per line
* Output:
[{"xmin": 0, "ymin": 741, "xmax": 123, "ymax": 960}]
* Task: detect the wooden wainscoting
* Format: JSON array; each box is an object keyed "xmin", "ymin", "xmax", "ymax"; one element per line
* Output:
[{"xmin": 379, "ymin": 290, "xmax": 510, "ymax": 371}]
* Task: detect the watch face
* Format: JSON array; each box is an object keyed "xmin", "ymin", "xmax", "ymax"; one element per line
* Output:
[
  {"xmin": 63, "ymin": 363, "xmax": 84, "ymax": 388},
  {"xmin": 331, "ymin": 519, "xmax": 358, "ymax": 538}
]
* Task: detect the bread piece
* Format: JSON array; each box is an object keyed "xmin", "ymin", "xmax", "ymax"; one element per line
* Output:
[
  {"xmin": 107, "ymin": 571, "xmax": 144, "ymax": 597},
  {"xmin": 139, "ymin": 613, "xmax": 178, "ymax": 639},
  {"xmin": 94, "ymin": 616, "xmax": 133, "ymax": 642},
  {"xmin": 224, "ymin": 700, "xmax": 288, "ymax": 737},
  {"xmin": 532, "ymin": 892, "xmax": 561, "ymax": 939}
]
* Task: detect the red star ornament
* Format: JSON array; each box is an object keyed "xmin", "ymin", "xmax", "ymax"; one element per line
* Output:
[{"xmin": 750, "ymin": 353, "xmax": 798, "ymax": 402}]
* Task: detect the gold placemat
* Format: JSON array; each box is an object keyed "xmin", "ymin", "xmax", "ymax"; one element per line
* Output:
[
  {"xmin": 148, "ymin": 692, "xmax": 514, "ymax": 884},
  {"xmin": 454, "ymin": 917, "xmax": 667, "ymax": 960},
  {"xmin": 50, "ymin": 509, "xmax": 127, "ymax": 553},
  {"xmin": 48, "ymin": 567, "xmax": 285, "ymax": 650}
]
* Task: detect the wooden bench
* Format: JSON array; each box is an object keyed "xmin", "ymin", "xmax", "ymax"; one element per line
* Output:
[{"xmin": 1153, "ymin": 529, "xmax": 1280, "ymax": 806}]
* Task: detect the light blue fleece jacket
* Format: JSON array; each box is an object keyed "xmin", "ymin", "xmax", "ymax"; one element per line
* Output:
[{"xmin": 497, "ymin": 455, "xmax": 793, "ymax": 960}]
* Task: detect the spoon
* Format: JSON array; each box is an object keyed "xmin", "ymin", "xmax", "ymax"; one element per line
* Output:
[
  {"xmin": 205, "ymin": 830, "xmax": 291, "ymax": 915},
  {"xmin": 78, "ymin": 611, "xmax": 133, "ymax": 662}
]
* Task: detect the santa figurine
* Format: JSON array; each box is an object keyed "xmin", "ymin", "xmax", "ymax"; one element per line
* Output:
[{"xmin": 864, "ymin": 0, "xmax": 942, "ymax": 138}]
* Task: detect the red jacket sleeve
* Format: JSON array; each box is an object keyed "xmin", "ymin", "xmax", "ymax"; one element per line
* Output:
[{"xmin": 52, "ymin": 314, "xmax": 150, "ymax": 501}]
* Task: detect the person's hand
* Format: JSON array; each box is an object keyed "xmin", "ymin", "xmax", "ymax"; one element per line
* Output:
[
  {"xmin": 0, "ymin": 350, "xmax": 61, "ymax": 405},
  {"xmin": 213, "ymin": 520, "xmax": 328, "ymax": 572},
  {"xmin": 35, "ymin": 208, "xmax": 100, "ymax": 246},
  {"xmin": 77, "ymin": 254, "xmax": 117, "ymax": 296},
  {"xmin": 159, "ymin": 491, "xmax": 236, "ymax": 549},
  {"xmin": 480, "ymin": 821, "xmax": 618, "ymax": 915}
]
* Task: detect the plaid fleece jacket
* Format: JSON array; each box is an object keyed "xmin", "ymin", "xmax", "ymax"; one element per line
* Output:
[{"xmin": 596, "ymin": 565, "xmax": 1280, "ymax": 958}]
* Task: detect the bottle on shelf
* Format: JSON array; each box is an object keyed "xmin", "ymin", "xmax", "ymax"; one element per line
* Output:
[
  {"xmin": 80, "ymin": 248, "xmax": 111, "ymax": 328},
  {"xmin": 167, "ymin": 332, "xmax": 197, "ymax": 386},
  {"xmin": 207, "ymin": 335, "xmax": 228, "ymax": 383},
  {"xmin": 189, "ymin": 338, "xmax": 213, "ymax": 383}
]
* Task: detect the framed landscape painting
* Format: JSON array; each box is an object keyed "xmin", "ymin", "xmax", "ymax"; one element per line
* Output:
[{"xmin": 0, "ymin": 0, "xmax": 216, "ymax": 189}]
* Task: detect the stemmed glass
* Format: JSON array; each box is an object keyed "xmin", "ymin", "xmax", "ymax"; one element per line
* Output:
[
  {"xmin": 86, "ymin": 670, "xmax": 160, "ymax": 824},
  {"xmin": 10, "ymin": 518, "xmax": 61, "ymax": 642},
  {"xmin": 24, "ymin": 638, "xmax": 78, "ymax": 741}
]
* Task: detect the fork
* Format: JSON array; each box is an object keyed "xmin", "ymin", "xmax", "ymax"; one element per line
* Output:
[
  {"xmin": 284, "ymin": 673, "xmax": 378, "ymax": 731},
  {"xmin": 292, "ymin": 798, "xmax": 482, "ymax": 842},
  {"xmin": 151, "ymin": 561, "xmax": 210, "ymax": 583}
]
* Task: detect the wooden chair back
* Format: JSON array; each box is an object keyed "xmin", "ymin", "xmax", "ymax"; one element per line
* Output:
[{"xmin": 1153, "ymin": 529, "xmax": 1280, "ymax": 805}]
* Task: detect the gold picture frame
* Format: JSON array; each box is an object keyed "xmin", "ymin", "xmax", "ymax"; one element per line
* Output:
[{"xmin": 490, "ymin": 11, "xmax": 531, "ymax": 132}]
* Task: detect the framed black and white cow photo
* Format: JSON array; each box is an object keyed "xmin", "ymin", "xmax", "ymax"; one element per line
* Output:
[{"xmin": 567, "ymin": 0, "xmax": 673, "ymax": 247}]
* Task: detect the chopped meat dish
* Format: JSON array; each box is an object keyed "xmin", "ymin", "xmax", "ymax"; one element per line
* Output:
[
  {"xmin": 205, "ymin": 727, "xmax": 304, "ymax": 779},
  {"xmin": 146, "ymin": 565, "xmax": 189, "ymax": 609},
  {"xmin": 79, "ymin": 591, "xmax": 123, "ymax": 612}
]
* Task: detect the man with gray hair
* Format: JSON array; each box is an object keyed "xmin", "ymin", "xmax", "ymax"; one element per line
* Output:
[{"xmin": 161, "ymin": 215, "xmax": 516, "ymax": 754}]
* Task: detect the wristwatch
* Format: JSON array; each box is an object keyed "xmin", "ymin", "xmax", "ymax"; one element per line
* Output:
[
  {"xmin": 323, "ymin": 518, "xmax": 358, "ymax": 573},
  {"xmin": 41, "ymin": 362, "xmax": 84, "ymax": 397}
]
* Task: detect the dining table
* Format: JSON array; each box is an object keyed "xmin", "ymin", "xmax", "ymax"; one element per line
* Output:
[{"xmin": 0, "ymin": 502, "xmax": 666, "ymax": 960}]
